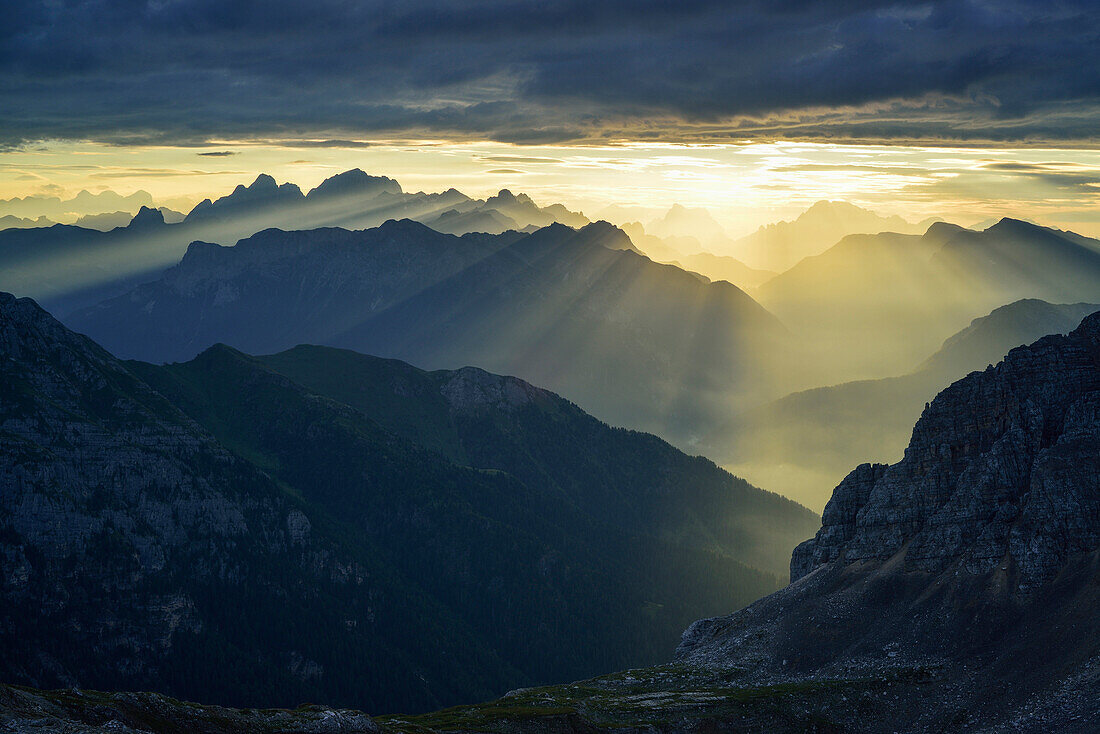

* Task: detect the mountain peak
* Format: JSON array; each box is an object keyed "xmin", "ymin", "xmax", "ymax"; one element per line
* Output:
[
  {"xmin": 1074, "ymin": 308, "xmax": 1100, "ymax": 338},
  {"xmin": 0, "ymin": 290, "xmax": 38, "ymax": 319},
  {"xmin": 800, "ymin": 199, "xmax": 859, "ymax": 217},
  {"xmin": 127, "ymin": 205, "xmax": 165, "ymax": 229},
  {"xmin": 577, "ymin": 220, "xmax": 641, "ymax": 253},
  {"xmin": 649, "ymin": 203, "xmax": 727, "ymax": 243},
  {"xmin": 438, "ymin": 366, "xmax": 547, "ymax": 414},
  {"xmin": 306, "ymin": 169, "xmax": 402, "ymax": 199},
  {"xmin": 488, "ymin": 189, "xmax": 534, "ymax": 206},
  {"xmin": 191, "ymin": 342, "xmax": 251, "ymax": 366},
  {"xmin": 987, "ymin": 216, "xmax": 1047, "ymax": 235},
  {"xmin": 378, "ymin": 217, "xmax": 438, "ymax": 235},
  {"xmin": 922, "ymin": 220, "xmax": 968, "ymax": 244},
  {"xmin": 250, "ymin": 173, "xmax": 277, "ymax": 189}
]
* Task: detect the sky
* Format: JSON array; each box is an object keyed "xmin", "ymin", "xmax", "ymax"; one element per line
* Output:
[{"xmin": 3, "ymin": 0, "xmax": 1100, "ymax": 234}]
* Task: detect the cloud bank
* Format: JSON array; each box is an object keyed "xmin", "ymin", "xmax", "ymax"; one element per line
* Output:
[{"xmin": 2, "ymin": 0, "xmax": 1098, "ymax": 147}]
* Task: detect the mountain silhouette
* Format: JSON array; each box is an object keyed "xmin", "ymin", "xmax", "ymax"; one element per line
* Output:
[{"xmin": 67, "ymin": 219, "xmax": 787, "ymax": 445}]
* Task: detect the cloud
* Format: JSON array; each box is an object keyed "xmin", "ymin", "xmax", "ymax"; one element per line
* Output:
[
  {"xmin": 1, "ymin": 0, "xmax": 1098, "ymax": 147},
  {"xmin": 197, "ymin": 150, "xmax": 238, "ymax": 156},
  {"xmin": 980, "ymin": 161, "xmax": 1100, "ymax": 191},
  {"xmin": 485, "ymin": 168, "xmax": 525, "ymax": 174},
  {"xmin": 478, "ymin": 155, "xmax": 563, "ymax": 164},
  {"xmin": 264, "ymin": 139, "xmax": 377, "ymax": 148}
]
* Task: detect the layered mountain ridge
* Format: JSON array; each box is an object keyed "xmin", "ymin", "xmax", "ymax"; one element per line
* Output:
[
  {"xmin": 757, "ymin": 217, "xmax": 1100, "ymax": 381},
  {"xmin": 0, "ymin": 171, "xmax": 591, "ymax": 317},
  {"xmin": 68, "ymin": 218, "xmax": 788, "ymax": 445},
  {"xmin": 5, "ymin": 307, "xmax": 1097, "ymax": 732}
]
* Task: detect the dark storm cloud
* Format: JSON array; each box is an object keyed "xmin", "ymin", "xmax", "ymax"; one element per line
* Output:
[{"xmin": 2, "ymin": 0, "xmax": 1098, "ymax": 147}]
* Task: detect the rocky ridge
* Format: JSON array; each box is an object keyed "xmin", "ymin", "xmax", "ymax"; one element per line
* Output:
[{"xmin": 791, "ymin": 311, "xmax": 1100, "ymax": 590}]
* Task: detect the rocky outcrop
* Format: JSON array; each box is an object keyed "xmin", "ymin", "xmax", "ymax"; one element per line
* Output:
[
  {"xmin": 437, "ymin": 366, "xmax": 550, "ymax": 414},
  {"xmin": 791, "ymin": 310, "xmax": 1100, "ymax": 592}
]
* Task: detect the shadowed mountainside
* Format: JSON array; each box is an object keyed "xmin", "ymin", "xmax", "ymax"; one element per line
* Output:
[
  {"xmin": 1, "ymin": 292, "xmax": 817, "ymax": 716},
  {"xmin": 5, "ymin": 311, "xmax": 1098, "ymax": 732}
]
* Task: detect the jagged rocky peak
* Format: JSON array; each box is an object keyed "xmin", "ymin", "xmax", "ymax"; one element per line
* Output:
[
  {"xmin": 230, "ymin": 173, "xmax": 286, "ymax": 197},
  {"xmin": 791, "ymin": 309, "xmax": 1100, "ymax": 592},
  {"xmin": 127, "ymin": 205, "xmax": 165, "ymax": 228},
  {"xmin": 488, "ymin": 188, "xmax": 530, "ymax": 205},
  {"xmin": 562, "ymin": 220, "xmax": 641, "ymax": 253},
  {"xmin": 187, "ymin": 174, "xmax": 304, "ymax": 218}
]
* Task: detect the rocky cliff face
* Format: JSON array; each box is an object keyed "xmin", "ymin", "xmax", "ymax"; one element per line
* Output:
[
  {"xmin": 673, "ymin": 310, "xmax": 1100, "ymax": 731},
  {"xmin": 791, "ymin": 310, "xmax": 1100, "ymax": 592},
  {"xmin": 0, "ymin": 292, "xmax": 291, "ymax": 674}
]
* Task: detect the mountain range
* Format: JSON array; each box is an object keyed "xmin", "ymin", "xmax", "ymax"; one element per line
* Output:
[
  {"xmin": 66, "ymin": 219, "xmax": 786, "ymax": 444},
  {"xmin": 6, "ymin": 171, "xmax": 1100, "ymax": 481},
  {"xmin": 757, "ymin": 218, "xmax": 1100, "ymax": 381},
  {"xmin": 0, "ymin": 189, "xmax": 155, "ymax": 221},
  {"xmin": 0, "ymin": 291, "xmax": 818, "ymax": 715},
  {"xmin": 4, "ymin": 305, "xmax": 1097, "ymax": 732},
  {"xmin": 612, "ymin": 200, "xmax": 936, "ymax": 294},
  {"xmin": 0, "ymin": 172, "xmax": 591, "ymax": 318},
  {"xmin": 734, "ymin": 199, "xmax": 935, "ymax": 273}
]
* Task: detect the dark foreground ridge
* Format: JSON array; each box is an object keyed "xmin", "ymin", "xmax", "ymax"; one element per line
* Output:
[{"xmin": 4, "ymin": 311, "xmax": 1098, "ymax": 731}]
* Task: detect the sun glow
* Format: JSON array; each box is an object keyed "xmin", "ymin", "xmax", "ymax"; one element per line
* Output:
[{"xmin": 5, "ymin": 139, "xmax": 1100, "ymax": 238}]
